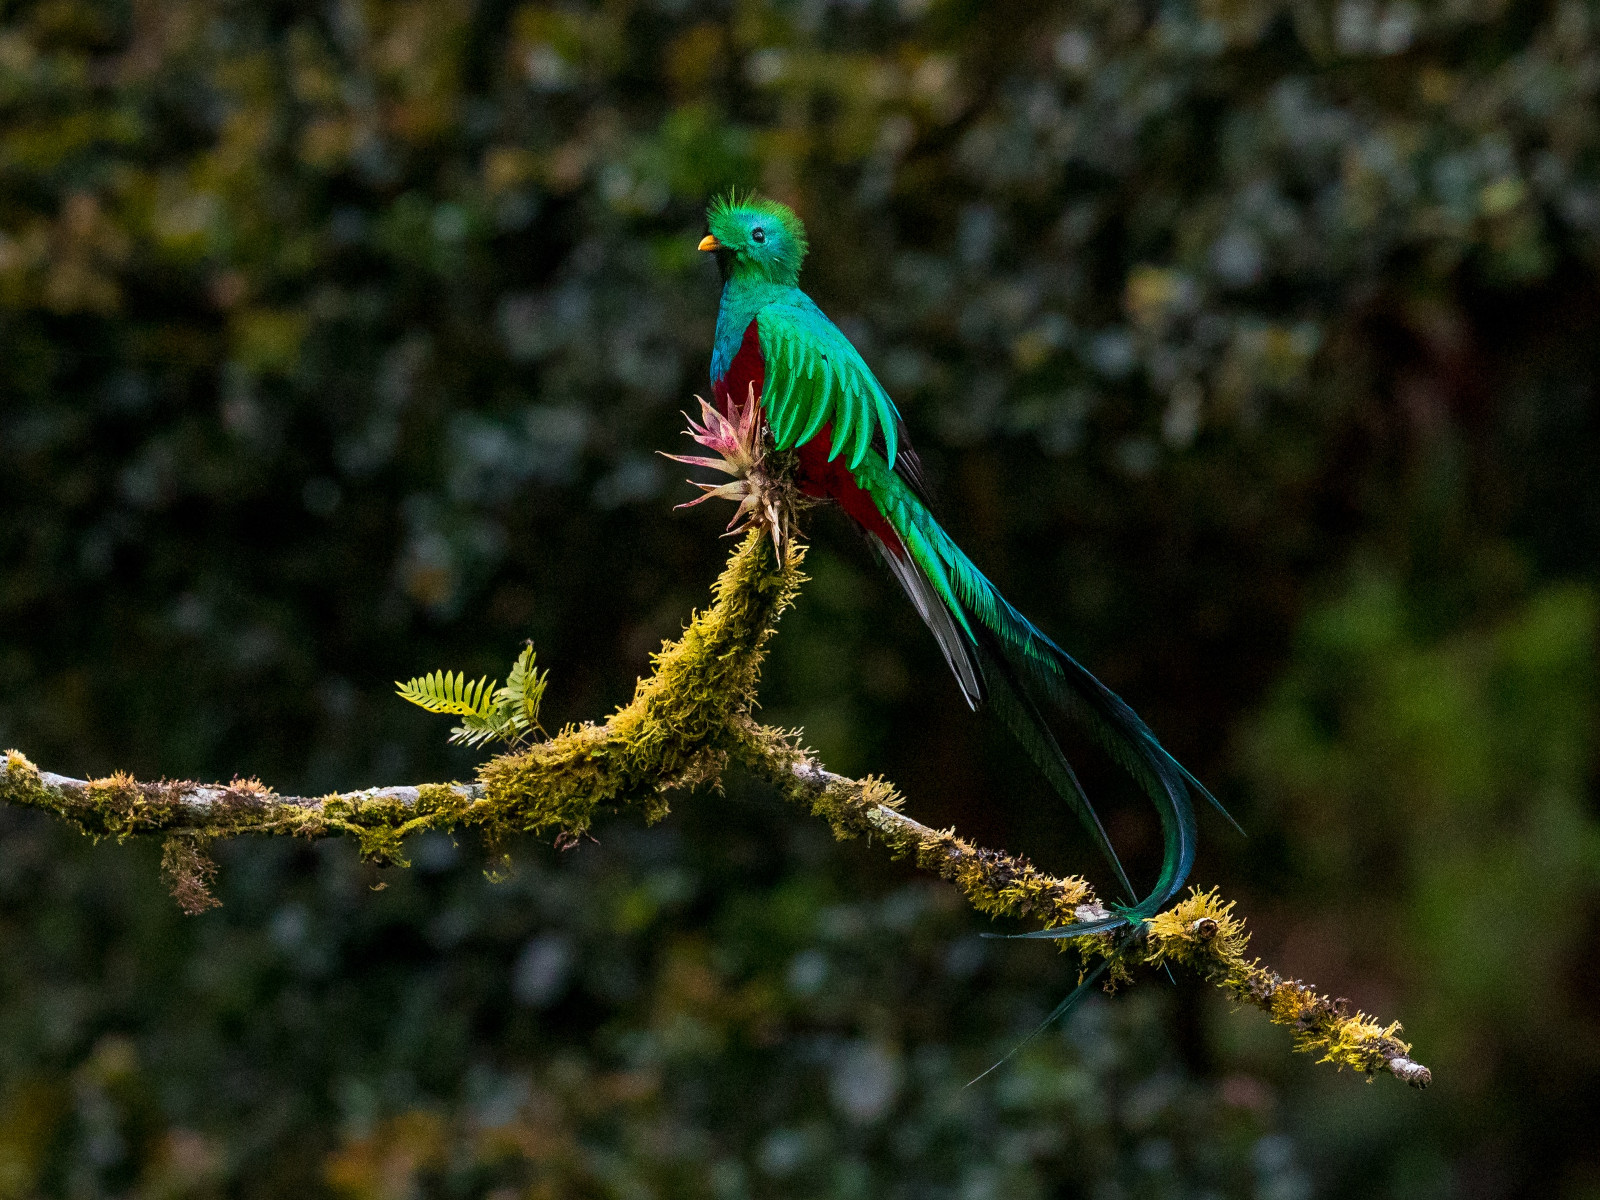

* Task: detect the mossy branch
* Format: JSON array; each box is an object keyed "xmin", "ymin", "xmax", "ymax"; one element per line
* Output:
[{"xmin": 0, "ymin": 530, "xmax": 1429, "ymax": 1088}]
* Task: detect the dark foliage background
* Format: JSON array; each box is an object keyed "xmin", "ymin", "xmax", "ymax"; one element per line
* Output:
[{"xmin": 2, "ymin": 0, "xmax": 1599, "ymax": 1195}]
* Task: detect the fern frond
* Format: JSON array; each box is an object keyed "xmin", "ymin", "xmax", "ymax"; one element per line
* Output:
[
  {"xmin": 398, "ymin": 644, "xmax": 550, "ymax": 751},
  {"xmin": 499, "ymin": 643, "xmax": 549, "ymax": 735},
  {"xmin": 449, "ymin": 711, "xmax": 519, "ymax": 747},
  {"xmin": 396, "ymin": 671, "xmax": 498, "ymax": 718}
]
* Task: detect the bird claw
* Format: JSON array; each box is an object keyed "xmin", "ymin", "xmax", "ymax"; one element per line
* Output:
[{"xmin": 661, "ymin": 385, "xmax": 794, "ymax": 559}]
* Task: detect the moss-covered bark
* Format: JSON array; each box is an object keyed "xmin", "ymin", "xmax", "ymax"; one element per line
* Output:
[{"xmin": 0, "ymin": 529, "xmax": 1429, "ymax": 1087}]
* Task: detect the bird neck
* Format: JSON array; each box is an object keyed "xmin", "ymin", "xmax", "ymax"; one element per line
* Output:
[
  {"xmin": 721, "ymin": 274, "xmax": 793, "ymax": 305},
  {"xmin": 712, "ymin": 277, "xmax": 794, "ymax": 380}
]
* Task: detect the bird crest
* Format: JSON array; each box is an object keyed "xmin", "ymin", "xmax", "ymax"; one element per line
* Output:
[{"xmin": 704, "ymin": 192, "xmax": 809, "ymax": 285}]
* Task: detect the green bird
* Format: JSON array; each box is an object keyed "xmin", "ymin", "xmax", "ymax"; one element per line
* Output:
[{"xmin": 692, "ymin": 192, "xmax": 1235, "ymax": 938}]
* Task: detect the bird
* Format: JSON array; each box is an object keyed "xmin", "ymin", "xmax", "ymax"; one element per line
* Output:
[{"xmin": 687, "ymin": 191, "xmax": 1235, "ymax": 939}]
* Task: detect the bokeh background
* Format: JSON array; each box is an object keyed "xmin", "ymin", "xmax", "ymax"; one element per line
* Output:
[{"xmin": 2, "ymin": 0, "xmax": 1599, "ymax": 1195}]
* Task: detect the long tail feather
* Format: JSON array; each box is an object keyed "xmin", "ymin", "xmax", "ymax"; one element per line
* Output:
[
  {"xmin": 860, "ymin": 461, "xmax": 1235, "ymax": 935},
  {"xmin": 970, "ymin": 633, "xmax": 1137, "ymax": 904},
  {"xmin": 979, "ymin": 598, "xmax": 1200, "ymax": 926},
  {"xmin": 966, "ymin": 956, "xmax": 1112, "ymax": 1087},
  {"xmin": 865, "ymin": 531, "xmax": 1135, "ymax": 904},
  {"xmin": 867, "ymin": 534, "xmax": 984, "ymax": 710}
]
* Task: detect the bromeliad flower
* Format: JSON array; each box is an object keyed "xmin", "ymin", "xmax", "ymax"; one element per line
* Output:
[{"xmin": 662, "ymin": 385, "xmax": 792, "ymax": 558}]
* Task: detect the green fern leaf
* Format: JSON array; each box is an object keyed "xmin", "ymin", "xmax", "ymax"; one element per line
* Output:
[
  {"xmin": 449, "ymin": 711, "xmax": 517, "ymax": 747},
  {"xmin": 499, "ymin": 644, "xmax": 549, "ymax": 734},
  {"xmin": 398, "ymin": 643, "xmax": 550, "ymax": 751},
  {"xmin": 396, "ymin": 670, "xmax": 498, "ymax": 718}
]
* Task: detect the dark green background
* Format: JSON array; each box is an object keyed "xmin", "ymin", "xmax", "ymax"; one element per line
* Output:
[{"xmin": 2, "ymin": 0, "xmax": 1598, "ymax": 1195}]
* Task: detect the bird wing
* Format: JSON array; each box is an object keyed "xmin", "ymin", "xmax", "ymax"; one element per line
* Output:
[{"xmin": 756, "ymin": 299, "xmax": 902, "ymax": 470}]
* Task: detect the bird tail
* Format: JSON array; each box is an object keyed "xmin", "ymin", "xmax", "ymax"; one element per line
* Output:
[
  {"xmin": 866, "ymin": 530, "xmax": 1136, "ymax": 904},
  {"xmin": 861, "ymin": 465, "xmax": 1237, "ymax": 935}
]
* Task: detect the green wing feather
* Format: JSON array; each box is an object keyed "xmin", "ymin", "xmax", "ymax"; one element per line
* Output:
[{"xmin": 756, "ymin": 301, "xmax": 901, "ymax": 470}]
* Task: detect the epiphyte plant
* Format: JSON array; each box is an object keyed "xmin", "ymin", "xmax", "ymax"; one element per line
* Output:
[{"xmin": 397, "ymin": 643, "xmax": 549, "ymax": 750}]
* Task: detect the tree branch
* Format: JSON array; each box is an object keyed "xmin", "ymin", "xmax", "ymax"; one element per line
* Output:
[{"xmin": 0, "ymin": 530, "xmax": 1429, "ymax": 1087}]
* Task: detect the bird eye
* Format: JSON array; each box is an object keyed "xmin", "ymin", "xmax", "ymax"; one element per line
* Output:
[{"xmin": 751, "ymin": 227, "xmax": 766, "ymax": 243}]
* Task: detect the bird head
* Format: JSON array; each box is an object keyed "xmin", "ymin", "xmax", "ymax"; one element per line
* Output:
[{"xmin": 699, "ymin": 192, "xmax": 809, "ymax": 286}]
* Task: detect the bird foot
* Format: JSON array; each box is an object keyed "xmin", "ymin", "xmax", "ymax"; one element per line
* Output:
[{"xmin": 661, "ymin": 386, "xmax": 796, "ymax": 561}]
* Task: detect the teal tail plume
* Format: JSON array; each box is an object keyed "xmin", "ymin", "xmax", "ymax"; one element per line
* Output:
[
  {"xmin": 857, "ymin": 458, "xmax": 1239, "ymax": 936},
  {"xmin": 965, "ymin": 956, "xmax": 1113, "ymax": 1087},
  {"xmin": 866, "ymin": 523, "xmax": 1137, "ymax": 905}
]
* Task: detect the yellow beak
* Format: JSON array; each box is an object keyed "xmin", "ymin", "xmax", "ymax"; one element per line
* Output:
[{"xmin": 698, "ymin": 234, "xmax": 722, "ymax": 252}]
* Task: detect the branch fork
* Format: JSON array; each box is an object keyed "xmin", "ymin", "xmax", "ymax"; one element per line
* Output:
[{"xmin": 0, "ymin": 530, "xmax": 1429, "ymax": 1088}]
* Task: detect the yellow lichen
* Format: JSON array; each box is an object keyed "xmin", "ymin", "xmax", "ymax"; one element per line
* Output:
[
  {"xmin": 1315, "ymin": 1016, "xmax": 1410, "ymax": 1073},
  {"xmin": 1145, "ymin": 888, "xmax": 1250, "ymax": 972}
]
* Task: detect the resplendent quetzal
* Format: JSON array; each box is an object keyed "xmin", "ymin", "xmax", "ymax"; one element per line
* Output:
[{"xmin": 694, "ymin": 192, "xmax": 1234, "ymax": 937}]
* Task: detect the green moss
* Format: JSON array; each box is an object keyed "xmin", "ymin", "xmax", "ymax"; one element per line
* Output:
[
  {"xmin": 5, "ymin": 541, "xmax": 1430, "ymax": 1085},
  {"xmin": 416, "ymin": 782, "xmax": 476, "ymax": 818},
  {"xmin": 478, "ymin": 531, "xmax": 803, "ymax": 837},
  {"xmin": 6, "ymin": 535, "xmax": 801, "ymax": 865},
  {"xmin": 1, "ymin": 751, "xmax": 57, "ymax": 820},
  {"xmin": 2, "ymin": 754, "xmax": 176, "ymax": 839},
  {"xmin": 161, "ymin": 835, "xmax": 222, "ymax": 914},
  {"xmin": 747, "ymin": 731, "xmax": 1096, "ymax": 928}
]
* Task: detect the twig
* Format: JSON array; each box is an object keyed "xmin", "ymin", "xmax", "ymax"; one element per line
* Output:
[{"xmin": 745, "ymin": 749, "xmax": 1428, "ymax": 1087}]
